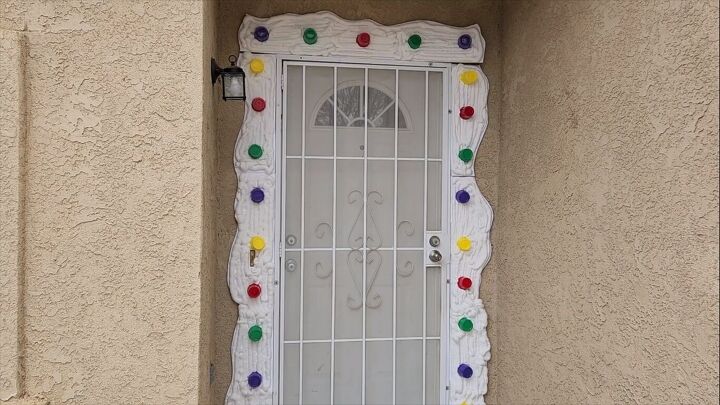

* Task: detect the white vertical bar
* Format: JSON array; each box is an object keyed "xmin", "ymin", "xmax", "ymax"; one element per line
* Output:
[
  {"xmin": 422, "ymin": 70, "xmax": 429, "ymax": 405},
  {"xmin": 441, "ymin": 67, "xmax": 450, "ymax": 405},
  {"xmin": 392, "ymin": 68, "xmax": 399, "ymax": 405},
  {"xmin": 361, "ymin": 67, "xmax": 368, "ymax": 405},
  {"xmin": 330, "ymin": 66, "xmax": 337, "ymax": 405},
  {"xmin": 277, "ymin": 59, "xmax": 288, "ymax": 405},
  {"xmin": 299, "ymin": 65, "xmax": 306, "ymax": 405}
]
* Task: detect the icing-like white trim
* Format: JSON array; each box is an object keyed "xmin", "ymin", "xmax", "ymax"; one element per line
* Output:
[
  {"xmin": 239, "ymin": 11, "xmax": 484, "ymax": 63},
  {"xmin": 449, "ymin": 64, "xmax": 492, "ymax": 405},
  {"xmin": 226, "ymin": 54, "xmax": 277, "ymax": 405}
]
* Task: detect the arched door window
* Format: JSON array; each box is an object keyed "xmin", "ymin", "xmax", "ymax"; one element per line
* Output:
[{"xmin": 314, "ymin": 85, "xmax": 408, "ymax": 129}]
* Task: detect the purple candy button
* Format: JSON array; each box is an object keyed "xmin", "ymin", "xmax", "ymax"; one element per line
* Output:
[
  {"xmin": 455, "ymin": 190, "xmax": 470, "ymax": 204},
  {"xmin": 248, "ymin": 371, "xmax": 263, "ymax": 388},
  {"xmin": 458, "ymin": 34, "xmax": 472, "ymax": 49},
  {"xmin": 458, "ymin": 363, "xmax": 473, "ymax": 379},
  {"xmin": 251, "ymin": 187, "xmax": 265, "ymax": 203},
  {"xmin": 254, "ymin": 26, "xmax": 269, "ymax": 42}
]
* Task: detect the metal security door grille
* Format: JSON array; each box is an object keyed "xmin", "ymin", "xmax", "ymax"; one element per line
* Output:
[{"xmin": 279, "ymin": 61, "xmax": 448, "ymax": 405}]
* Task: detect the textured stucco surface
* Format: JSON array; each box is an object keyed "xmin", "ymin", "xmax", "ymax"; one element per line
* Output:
[
  {"xmin": 0, "ymin": 30, "xmax": 24, "ymax": 401},
  {"xmin": 496, "ymin": 1, "xmax": 719, "ymax": 403},
  {"xmin": 0, "ymin": 0, "xmax": 212, "ymax": 403},
  {"xmin": 212, "ymin": 1, "xmax": 501, "ymax": 403}
]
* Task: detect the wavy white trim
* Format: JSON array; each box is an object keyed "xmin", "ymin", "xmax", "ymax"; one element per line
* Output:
[
  {"xmin": 239, "ymin": 11, "xmax": 484, "ymax": 63},
  {"xmin": 449, "ymin": 63, "xmax": 492, "ymax": 405},
  {"xmin": 450, "ymin": 64, "xmax": 489, "ymax": 177},
  {"xmin": 226, "ymin": 54, "xmax": 278, "ymax": 405}
]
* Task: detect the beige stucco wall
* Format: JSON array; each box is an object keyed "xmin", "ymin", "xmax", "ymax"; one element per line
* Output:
[
  {"xmin": 212, "ymin": 1, "xmax": 501, "ymax": 404},
  {"xmin": 1, "ymin": 0, "xmax": 718, "ymax": 404},
  {"xmin": 496, "ymin": 1, "xmax": 719, "ymax": 403},
  {"xmin": 0, "ymin": 0, "xmax": 215, "ymax": 403}
]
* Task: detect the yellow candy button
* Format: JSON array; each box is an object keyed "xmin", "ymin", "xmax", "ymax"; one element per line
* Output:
[
  {"xmin": 457, "ymin": 236, "xmax": 472, "ymax": 251},
  {"xmin": 460, "ymin": 402, "xmax": 469, "ymax": 405},
  {"xmin": 249, "ymin": 58, "xmax": 264, "ymax": 74},
  {"xmin": 250, "ymin": 236, "xmax": 265, "ymax": 250},
  {"xmin": 460, "ymin": 70, "xmax": 478, "ymax": 85}
]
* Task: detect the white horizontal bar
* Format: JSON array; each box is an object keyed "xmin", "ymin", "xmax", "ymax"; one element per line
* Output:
[
  {"xmin": 286, "ymin": 156, "xmax": 442, "ymax": 162},
  {"xmin": 284, "ymin": 247, "xmax": 424, "ymax": 252},
  {"xmin": 282, "ymin": 58, "xmax": 450, "ymax": 71},
  {"xmin": 284, "ymin": 337, "xmax": 441, "ymax": 344}
]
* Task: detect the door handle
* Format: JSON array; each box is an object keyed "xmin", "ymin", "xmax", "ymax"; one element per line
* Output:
[
  {"xmin": 250, "ymin": 249, "xmax": 257, "ymax": 267},
  {"xmin": 429, "ymin": 250, "xmax": 442, "ymax": 263}
]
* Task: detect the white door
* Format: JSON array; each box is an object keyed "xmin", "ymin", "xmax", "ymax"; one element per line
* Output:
[{"xmin": 280, "ymin": 61, "xmax": 448, "ymax": 405}]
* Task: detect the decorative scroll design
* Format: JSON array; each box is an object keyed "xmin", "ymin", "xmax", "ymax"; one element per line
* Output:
[
  {"xmin": 345, "ymin": 189, "xmax": 384, "ymax": 310},
  {"xmin": 239, "ymin": 11, "xmax": 485, "ymax": 64},
  {"xmin": 449, "ymin": 64, "xmax": 492, "ymax": 405},
  {"xmin": 397, "ymin": 260, "xmax": 415, "ymax": 278}
]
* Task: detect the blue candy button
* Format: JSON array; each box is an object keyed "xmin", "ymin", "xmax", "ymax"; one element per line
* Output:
[
  {"xmin": 251, "ymin": 187, "xmax": 265, "ymax": 203},
  {"xmin": 254, "ymin": 26, "xmax": 269, "ymax": 42},
  {"xmin": 455, "ymin": 190, "xmax": 470, "ymax": 204},
  {"xmin": 458, "ymin": 363, "xmax": 473, "ymax": 379},
  {"xmin": 458, "ymin": 34, "xmax": 472, "ymax": 49},
  {"xmin": 248, "ymin": 371, "xmax": 262, "ymax": 388}
]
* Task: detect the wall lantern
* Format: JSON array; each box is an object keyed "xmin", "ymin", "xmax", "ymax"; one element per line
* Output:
[{"xmin": 211, "ymin": 55, "xmax": 246, "ymax": 101}]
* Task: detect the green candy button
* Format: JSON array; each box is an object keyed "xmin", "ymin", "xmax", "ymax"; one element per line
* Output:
[
  {"xmin": 248, "ymin": 144, "xmax": 263, "ymax": 159},
  {"xmin": 248, "ymin": 325, "xmax": 263, "ymax": 342},
  {"xmin": 458, "ymin": 148, "xmax": 473, "ymax": 163},
  {"xmin": 303, "ymin": 28, "xmax": 318, "ymax": 45},
  {"xmin": 408, "ymin": 34, "xmax": 422, "ymax": 49},
  {"xmin": 458, "ymin": 317, "xmax": 474, "ymax": 332}
]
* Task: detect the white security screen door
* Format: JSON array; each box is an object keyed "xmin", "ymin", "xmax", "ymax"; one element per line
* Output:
[{"xmin": 279, "ymin": 61, "xmax": 448, "ymax": 405}]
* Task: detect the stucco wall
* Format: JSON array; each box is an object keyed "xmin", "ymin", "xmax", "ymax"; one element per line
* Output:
[
  {"xmin": 0, "ymin": 0, "xmax": 213, "ymax": 403},
  {"xmin": 496, "ymin": 1, "xmax": 719, "ymax": 403},
  {"xmin": 212, "ymin": 1, "xmax": 501, "ymax": 404}
]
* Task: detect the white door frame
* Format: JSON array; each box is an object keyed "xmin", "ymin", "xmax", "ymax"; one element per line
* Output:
[
  {"xmin": 226, "ymin": 11, "xmax": 492, "ymax": 405},
  {"xmin": 274, "ymin": 57, "xmax": 451, "ymax": 405}
]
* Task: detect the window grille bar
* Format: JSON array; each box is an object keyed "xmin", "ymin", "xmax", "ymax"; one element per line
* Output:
[
  {"xmin": 330, "ymin": 66, "xmax": 337, "ymax": 405},
  {"xmin": 299, "ymin": 65, "xmax": 306, "ymax": 405},
  {"xmin": 392, "ymin": 68, "xmax": 399, "ymax": 405},
  {"xmin": 361, "ymin": 67, "xmax": 368, "ymax": 405},
  {"xmin": 422, "ymin": 70, "xmax": 429, "ymax": 405}
]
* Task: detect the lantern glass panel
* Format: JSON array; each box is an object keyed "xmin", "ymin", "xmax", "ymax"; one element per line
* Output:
[{"xmin": 223, "ymin": 73, "xmax": 245, "ymax": 100}]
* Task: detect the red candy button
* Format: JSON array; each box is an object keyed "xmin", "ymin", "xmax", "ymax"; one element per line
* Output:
[
  {"xmin": 356, "ymin": 32, "xmax": 371, "ymax": 47},
  {"xmin": 459, "ymin": 106, "xmax": 474, "ymax": 120},
  {"xmin": 457, "ymin": 276, "xmax": 473, "ymax": 290},
  {"xmin": 247, "ymin": 283, "xmax": 262, "ymax": 298},
  {"xmin": 251, "ymin": 97, "xmax": 266, "ymax": 112}
]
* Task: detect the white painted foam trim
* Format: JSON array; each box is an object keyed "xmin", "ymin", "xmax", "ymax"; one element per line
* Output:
[
  {"xmin": 450, "ymin": 64, "xmax": 489, "ymax": 177},
  {"xmin": 238, "ymin": 11, "xmax": 484, "ymax": 63},
  {"xmin": 449, "ymin": 64, "xmax": 493, "ymax": 405},
  {"xmin": 226, "ymin": 53, "xmax": 278, "ymax": 405}
]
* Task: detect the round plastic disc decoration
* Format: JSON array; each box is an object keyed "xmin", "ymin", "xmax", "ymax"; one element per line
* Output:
[
  {"xmin": 247, "ymin": 283, "xmax": 262, "ymax": 298},
  {"xmin": 356, "ymin": 32, "xmax": 371, "ymax": 47},
  {"xmin": 457, "ymin": 276, "xmax": 473, "ymax": 290},
  {"xmin": 459, "ymin": 106, "xmax": 475, "ymax": 120},
  {"xmin": 251, "ymin": 97, "xmax": 266, "ymax": 112},
  {"xmin": 251, "ymin": 236, "xmax": 265, "ymax": 251},
  {"xmin": 247, "ymin": 371, "xmax": 263, "ymax": 388},
  {"xmin": 460, "ymin": 70, "xmax": 479, "ymax": 85},
  {"xmin": 303, "ymin": 28, "xmax": 318, "ymax": 44},
  {"xmin": 248, "ymin": 325, "xmax": 263, "ymax": 342},
  {"xmin": 250, "ymin": 187, "xmax": 265, "ymax": 203},
  {"xmin": 248, "ymin": 144, "xmax": 263, "ymax": 159},
  {"xmin": 455, "ymin": 189, "xmax": 471, "ymax": 204},
  {"xmin": 458, "ymin": 317, "xmax": 474, "ymax": 332},
  {"xmin": 249, "ymin": 58, "xmax": 264, "ymax": 74},
  {"xmin": 457, "ymin": 236, "xmax": 472, "ymax": 251},
  {"xmin": 457, "ymin": 34, "xmax": 472, "ymax": 49},
  {"xmin": 254, "ymin": 26, "xmax": 269, "ymax": 42},
  {"xmin": 458, "ymin": 148, "xmax": 473, "ymax": 163},
  {"xmin": 458, "ymin": 363, "xmax": 474, "ymax": 379},
  {"xmin": 407, "ymin": 34, "xmax": 422, "ymax": 49}
]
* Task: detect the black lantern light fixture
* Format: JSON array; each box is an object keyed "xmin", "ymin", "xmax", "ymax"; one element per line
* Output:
[{"xmin": 211, "ymin": 55, "xmax": 246, "ymax": 101}]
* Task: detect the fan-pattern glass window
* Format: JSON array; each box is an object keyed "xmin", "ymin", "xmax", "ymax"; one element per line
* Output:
[{"xmin": 315, "ymin": 86, "xmax": 408, "ymax": 128}]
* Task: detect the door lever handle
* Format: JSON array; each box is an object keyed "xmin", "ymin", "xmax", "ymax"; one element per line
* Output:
[{"xmin": 429, "ymin": 250, "xmax": 442, "ymax": 263}]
